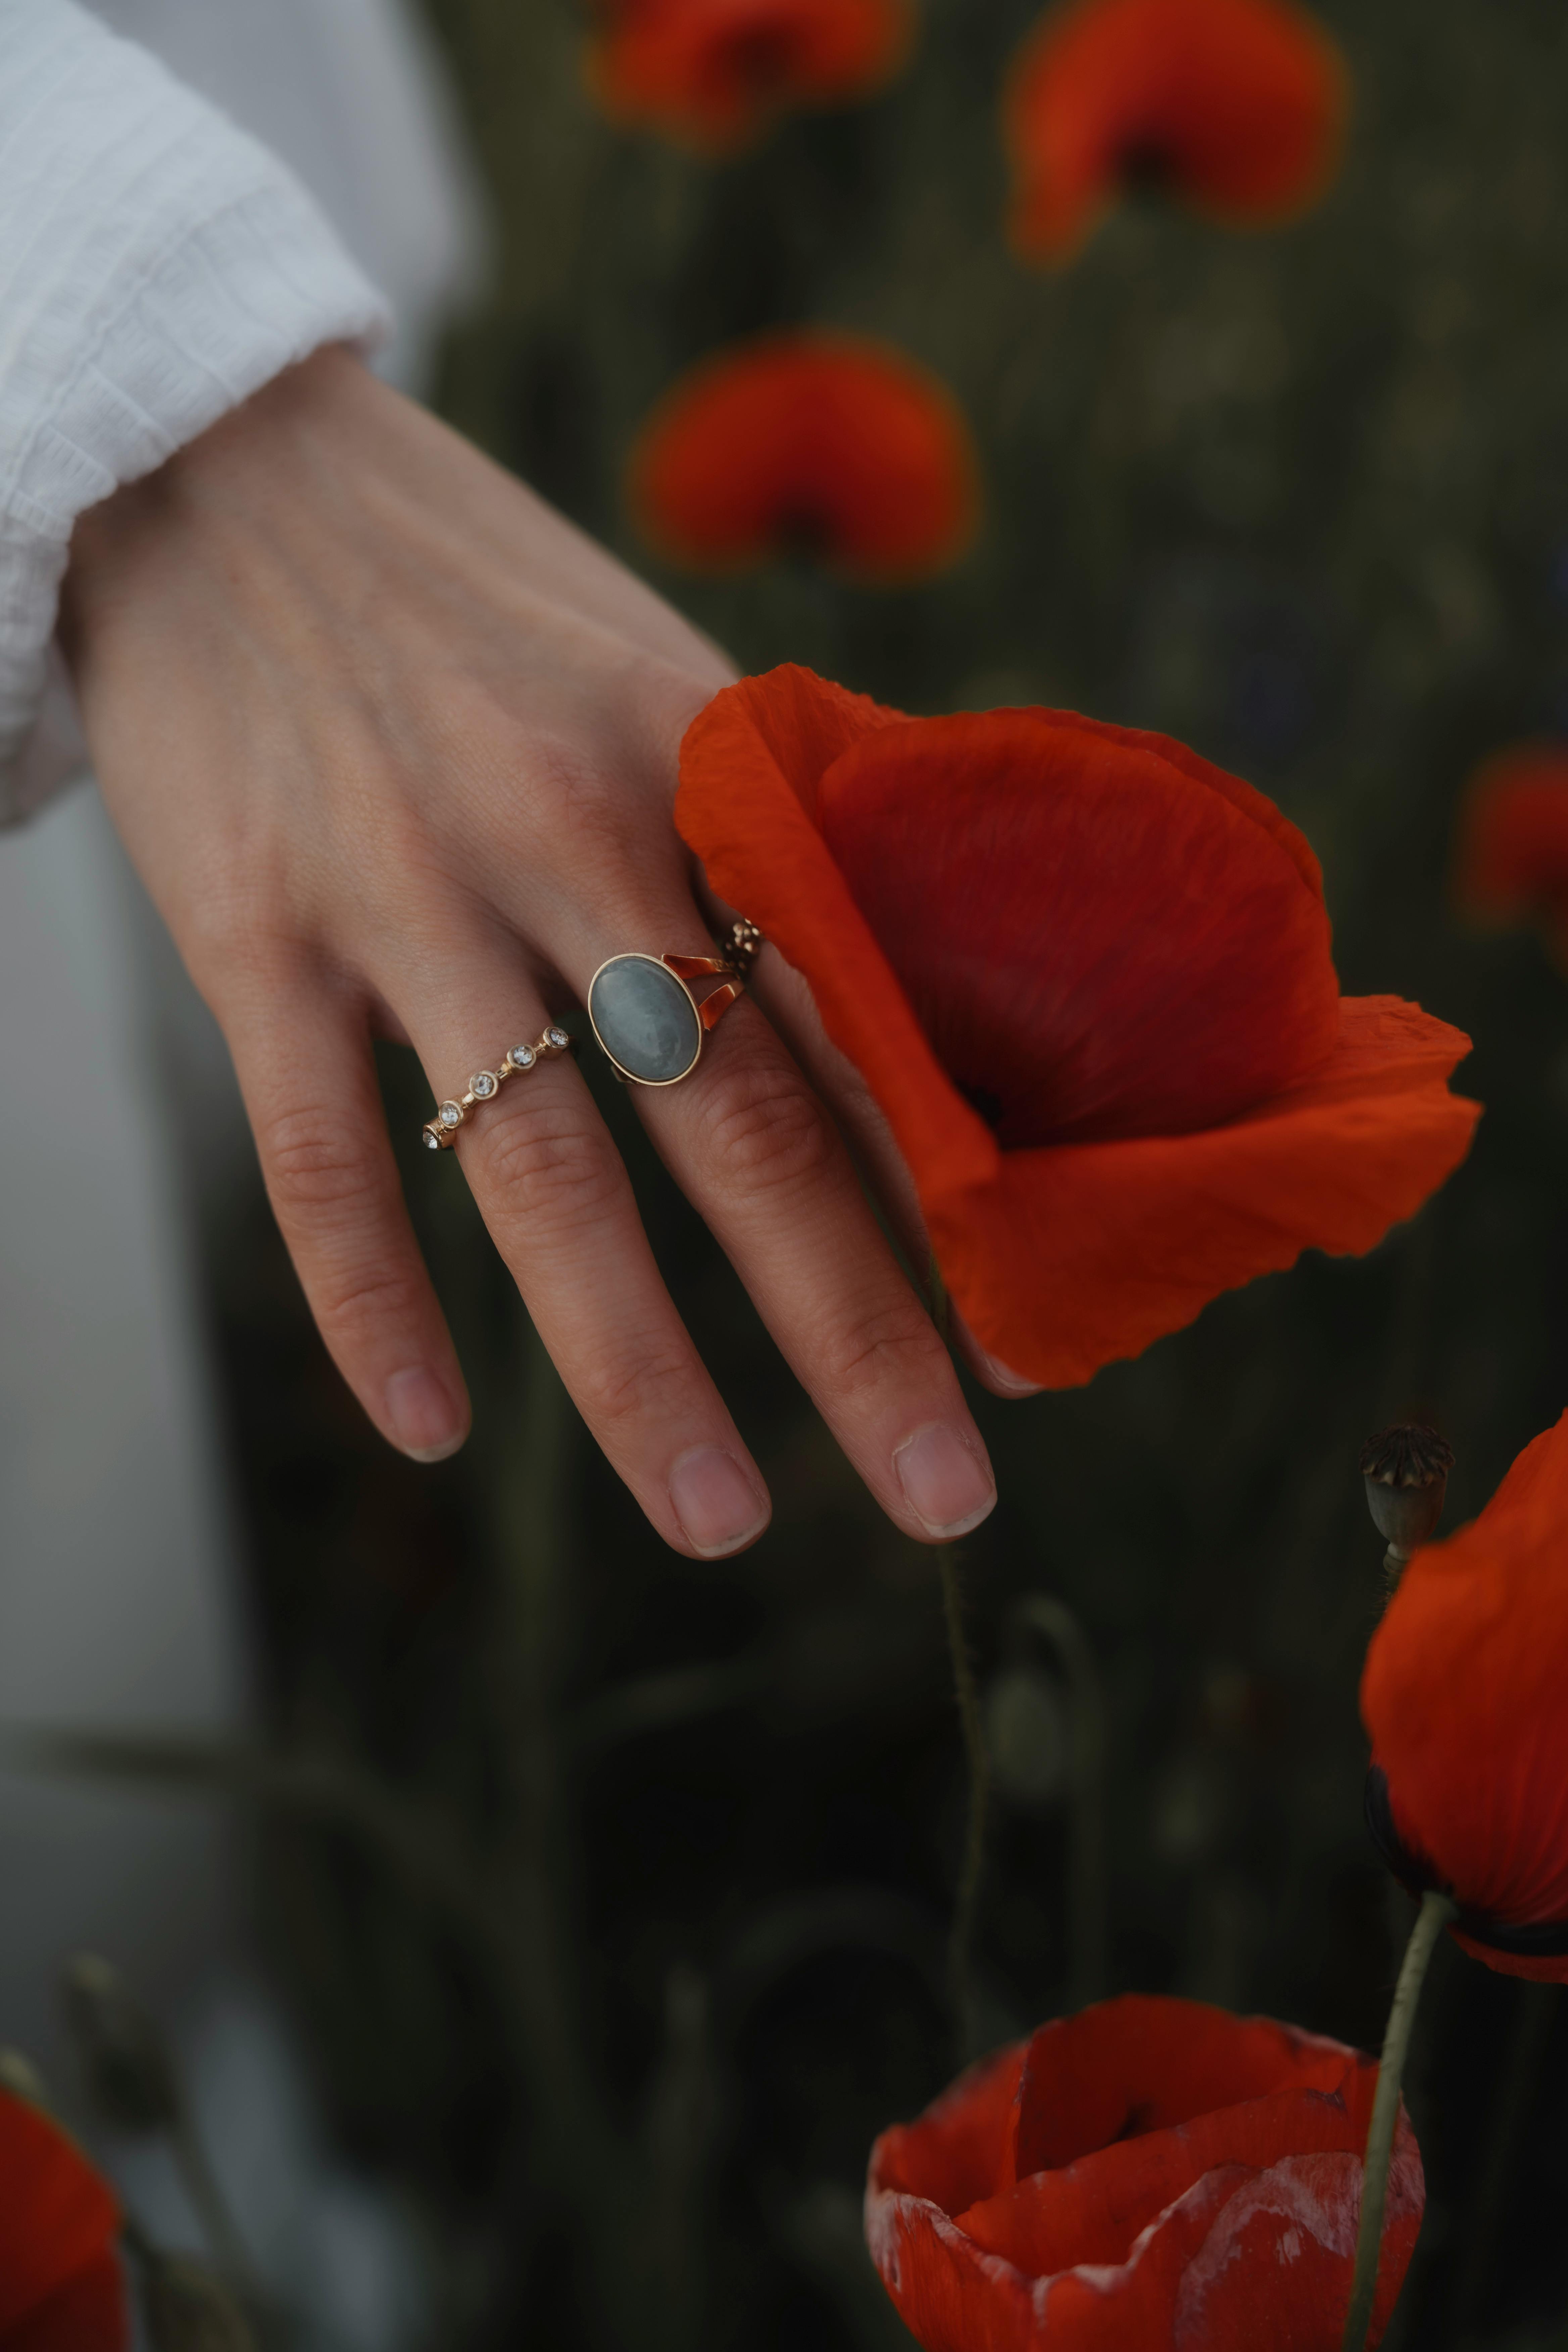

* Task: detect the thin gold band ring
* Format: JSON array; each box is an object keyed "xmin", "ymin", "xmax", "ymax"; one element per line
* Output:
[{"xmin": 421, "ymin": 1024, "xmax": 575, "ymax": 1152}]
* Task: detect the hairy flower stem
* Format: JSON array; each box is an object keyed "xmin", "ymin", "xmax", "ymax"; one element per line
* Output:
[
  {"xmin": 938, "ymin": 1544, "xmax": 990, "ymax": 2055},
  {"xmin": 1341, "ymin": 1889, "xmax": 1456, "ymax": 2352}
]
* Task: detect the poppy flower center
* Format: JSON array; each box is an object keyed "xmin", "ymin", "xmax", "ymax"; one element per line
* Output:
[
  {"xmin": 815, "ymin": 710, "xmax": 1341, "ymax": 1149},
  {"xmin": 1115, "ymin": 134, "xmax": 1177, "ymax": 192},
  {"xmin": 717, "ymin": 22, "xmax": 803, "ymax": 98}
]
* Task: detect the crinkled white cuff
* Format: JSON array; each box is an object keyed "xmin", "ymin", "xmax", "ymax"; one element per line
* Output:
[{"xmin": 0, "ymin": 0, "xmax": 390, "ymax": 821}]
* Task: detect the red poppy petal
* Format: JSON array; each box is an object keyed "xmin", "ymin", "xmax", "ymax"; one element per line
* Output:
[
  {"xmin": 588, "ymin": 0, "xmax": 911, "ymax": 146},
  {"xmin": 0, "ymin": 2094, "xmax": 122, "ymax": 2342},
  {"xmin": 1454, "ymin": 745, "xmax": 1568, "ymax": 952},
  {"xmin": 678, "ymin": 666, "xmax": 1000, "ymax": 1203},
  {"xmin": 1364, "ymin": 1409, "xmax": 1568, "ymax": 1937},
  {"xmin": 934, "ymin": 996, "xmax": 1479, "ymax": 1386},
  {"xmin": 873, "ymin": 2044, "xmax": 1029, "ymax": 2214},
  {"xmin": 1006, "ymin": 0, "xmax": 1348, "ymax": 263},
  {"xmin": 1010, "ymin": 1997, "xmax": 1354, "ymax": 2179},
  {"xmin": 630, "ymin": 336, "xmax": 979, "ymax": 579},
  {"xmin": 679, "ymin": 672, "xmax": 1480, "ymax": 1388},
  {"xmin": 869, "ymin": 2145, "xmax": 1419, "ymax": 2350},
  {"xmin": 816, "ymin": 708, "xmax": 1338, "ymax": 1145},
  {"xmin": 2, "ymin": 2256, "xmax": 127, "ymax": 2352},
  {"xmin": 867, "ymin": 1998, "xmax": 1421, "ymax": 2352}
]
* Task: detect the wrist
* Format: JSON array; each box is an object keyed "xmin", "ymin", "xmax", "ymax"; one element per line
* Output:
[{"xmin": 61, "ymin": 344, "xmax": 374, "ymax": 661}]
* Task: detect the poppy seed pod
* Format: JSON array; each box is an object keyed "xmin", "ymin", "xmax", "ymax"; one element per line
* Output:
[
  {"xmin": 1362, "ymin": 1409, "xmax": 1568, "ymax": 1981},
  {"xmin": 865, "ymin": 1995, "xmax": 1422, "ymax": 2348},
  {"xmin": 1360, "ymin": 1422, "xmax": 1453, "ymax": 1566},
  {"xmin": 676, "ymin": 667, "xmax": 1480, "ymax": 1387},
  {"xmin": 0, "ymin": 2086, "xmax": 127, "ymax": 2348}
]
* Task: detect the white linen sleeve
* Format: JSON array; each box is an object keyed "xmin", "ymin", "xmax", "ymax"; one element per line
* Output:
[{"xmin": 0, "ymin": 0, "xmax": 392, "ymax": 823}]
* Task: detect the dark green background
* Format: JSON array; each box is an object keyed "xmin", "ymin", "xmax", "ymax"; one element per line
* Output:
[{"xmin": 205, "ymin": 1, "xmax": 1568, "ymax": 2342}]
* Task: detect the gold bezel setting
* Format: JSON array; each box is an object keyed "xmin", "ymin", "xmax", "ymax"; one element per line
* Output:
[{"xmin": 421, "ymin": 1026, "xmax": 574, "ymax": 1152}]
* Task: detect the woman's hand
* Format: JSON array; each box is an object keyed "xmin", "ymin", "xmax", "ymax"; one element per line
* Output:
[{"xmin": 60, "ymin": 345, "xmax": 1004, "ymax": 1558}]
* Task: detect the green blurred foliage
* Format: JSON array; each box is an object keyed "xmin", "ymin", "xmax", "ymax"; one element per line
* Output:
[{"xmin": 201, "ymin": 0, "xmax": 1568, "ymax": 2343}]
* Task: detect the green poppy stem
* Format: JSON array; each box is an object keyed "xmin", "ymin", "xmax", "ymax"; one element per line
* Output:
[
  {"xmin": 1341, "ymin": 1888, "xmax": 1456, "ymax": 2352},
  {"xmin": 937, "ymin": 1541, "xmax": 990, "ymax": 2053}
]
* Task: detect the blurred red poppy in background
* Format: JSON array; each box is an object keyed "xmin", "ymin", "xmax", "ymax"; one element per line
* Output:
[
  {"xmin": 677, "ymin": 665, "xmax": 1479, "ymax": 1388},
  {"xmin": 629, "ymin": 334, "xmax": 979, "ymax": 581},
  {"xmin": 866, "ymin": 1995, "xmax": 1421, "ymax": 2349},
  {"xmin": 1453, "ymin": 743, "xmax": 1568, "ymax": 962},
  {"xmin": 586, "ymin": 0, "xmax": 912, "ymax": 148},
  {"xmin": 1005, "ymin": 0, "xmax": 1348, "ymax": 264},
  {"xmin": 0, "ymin": 2089, "xmax": 125, "ymax": 2350},
  {"xmin": 1363, "ymin": 1409, "xmax": 1568, "ymax": 1984}
]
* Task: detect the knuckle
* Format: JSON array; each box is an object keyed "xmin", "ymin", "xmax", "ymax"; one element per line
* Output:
[
  {"xmin": 576, "ymin": 1340, "xmax": 704, "ymax": 1438},
  {"xmin": 821, "ymin": 1298, "xmax": 949, "ymax": 1400},
  {"xmin": 314, "ymin": 1262, "xmax": 427, "ymax": 1346},
  {"xmin": 261, "ymin": 1108, "xmax": 379, "ymax": 1222},
  {"xmin": 697, "ymin": 1064, "xmax": 835, "ymax": 1199},
  {"xmin": 480, "ymin": 1097, "xmax": 626, "ymax": 1229}
]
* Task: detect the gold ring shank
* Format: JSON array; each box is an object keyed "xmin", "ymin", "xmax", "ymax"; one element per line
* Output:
[{"xmin": 421, "ymin": 1024, "xmax": 574, "ymax": 1153}]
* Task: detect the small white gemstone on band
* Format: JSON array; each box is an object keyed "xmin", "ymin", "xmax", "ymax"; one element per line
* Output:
[
  {"xmin": 509, "ymin": 1044, "xmax": 536, "ymax": 1070},
  {"xmin": 439, "ymin": 1101, "xmax": 462, "ymax": 1127},
  {"xmin": 546, "ymin": 1026, "xmax": 569, "ymax": 1049},
  {"xmin": 471, "ymin": 1070, "xmax": 498, "ymax": 1098},
  {"xmin": 423, "ymin": 1129, "xmax": 443, "ymax": 1150}
]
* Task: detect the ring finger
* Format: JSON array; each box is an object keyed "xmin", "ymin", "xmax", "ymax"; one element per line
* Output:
[{"xmin": 400, "ymin": 956, "xmax": 773, "ymax": 1560}]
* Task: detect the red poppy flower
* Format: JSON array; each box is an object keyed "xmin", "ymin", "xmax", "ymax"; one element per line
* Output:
[
  {"xmin": 0, "ymin": 2089, "xmax": 126, "ymax": 2349},
  {"xmin": 1454, "ymin": 743, "xmax": 1568, "ymax": 962},
  {"xmin": 1362, "ymin": 1409, "xmax": 1568, "ymax": 1984},
  {"xmin": 629, "ymin": 334, "xmax": 979, "ymax": 582},
  {"xmin": 866, "ymin": 1995, "xmax": 1422, "ymax": 2349},
  {"xmin": 585, "ymin": 0, "xmax": 912, "ymax": 149},
  {"xmin": 676, "ymin": 666, "xmax": 1479, "ymax": 1388},
  {"xmin": 1004, "ymin": 0, "xmax": 1349, "ymax": 264}
]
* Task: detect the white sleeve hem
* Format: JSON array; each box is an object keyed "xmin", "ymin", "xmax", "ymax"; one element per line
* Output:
[{"xmin": 0, "ymin": 0, "xmax": 391, "ymax": 822}]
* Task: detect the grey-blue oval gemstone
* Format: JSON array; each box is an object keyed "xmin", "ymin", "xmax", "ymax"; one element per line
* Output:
[{"xmin": 589, "ymin": 955, "xmax": 701, "ymax": 1084}]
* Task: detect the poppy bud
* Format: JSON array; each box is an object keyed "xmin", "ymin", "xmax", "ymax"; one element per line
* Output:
[
  {"xmin": 140, "ymin": 2254, "xmax": 254, "ymax": 2352},
  {"xmin": 61, "ymin": 1953, "xmax": 180, "ymax": 2133},
  {"xmin": 1359, "ymin": 1422, "xmax": 1453, "ymax": 1577}
]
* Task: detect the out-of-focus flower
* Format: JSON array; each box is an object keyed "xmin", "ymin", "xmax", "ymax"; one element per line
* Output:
[
  {"xmin": 865, "ymin": 1995, "xmax": 1421, "ymax": 2349},
  {"xmin": 629, "ymin": 335, "xmax": 979, "ymax": 581},
  {"xmin": 677, "ymin": 666, "xmax": 1479, "ymax": 1387},
  {"xmin": 586, "ymin": 0, "xmax": 912, "ymax": 149},
  {"xmin": 0, "ymin": 2086, "xmax": 126, "ymax": 2349},
  {"xmin": 1363, "ymin": 1409, "xmax": 1568, "ymax": 1983},
  {"xmin": 1004, "ymin": 0, "xmax": 1348, "ymax": 264},
  {"xmin": 1454, "ymin": 744, "xmax": 1568, "ymax": 961}
]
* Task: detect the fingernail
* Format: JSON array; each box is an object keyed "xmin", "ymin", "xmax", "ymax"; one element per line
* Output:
[
  {"xmin": 894, "ymin": 1422, "xmax": 996, "ymax": 1539},
  {"xmin": 385, "ymin": 1366, "xmax": 466, "ymax": 1463},
  {"xmin": 669, "ymin": 1445, "xmax": 770, "ymax": 1557},
  {"xmin": 981, "ymin": 1350, "xmax": 1043, "ymax": 1398}
]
